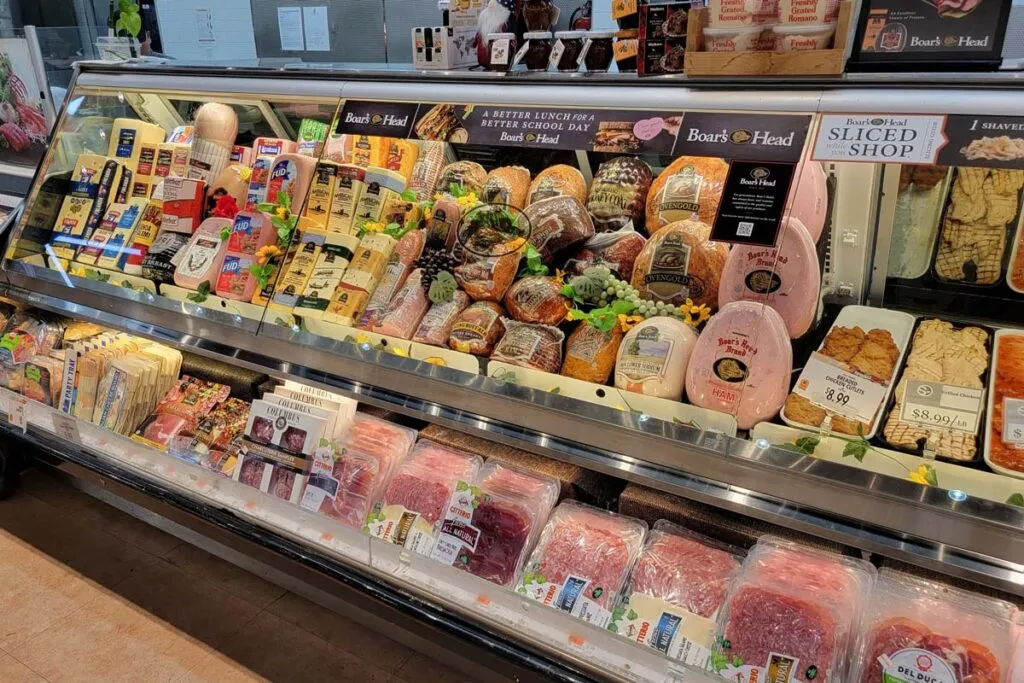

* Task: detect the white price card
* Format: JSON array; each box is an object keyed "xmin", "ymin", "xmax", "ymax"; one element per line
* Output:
[
  {"xmin": 52, "ymin": 413, "xmax": 81, "ymax": 444},
  {"xmin": 1003, "ymin": 398, "xmax": 1024, "ymax": 444},
  {"xmin": 6, "ymin": 394, "xmax": 26, "ymax": 432},
  {"xmin": 900, "ymin": 380, "xmax": 983, "ymax": 433},
  {"xmin": 793, "ymin": 353, "xmax": 888, "ymax": 422}
]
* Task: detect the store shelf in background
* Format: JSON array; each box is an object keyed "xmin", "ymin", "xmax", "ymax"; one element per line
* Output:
[
  {"xmin": 0, "ymin": 386, "xmax": 705, "ymax": 683},
  {"xmin": 7, "ymin": 280, "xmax": 1024, "ymax": 597}
]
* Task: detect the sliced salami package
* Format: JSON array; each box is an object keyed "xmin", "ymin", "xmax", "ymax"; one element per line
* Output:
[
  {"xmin": 712, "ymin": 537, "xmax": 876, "ymax": 683},
  {"xmin": 429, "ymin": 461, "xmax": 559, "ymax": 588},
  {"xmin": 850, "ymin": 569, "xmax": 1015, "ymax": 683},
  {"xmin": 516, "ymin": 501, "xmax": 647, "ymax": 627}
]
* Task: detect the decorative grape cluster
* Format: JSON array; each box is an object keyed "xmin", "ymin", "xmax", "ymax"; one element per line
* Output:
[
  {"xmin": 415, "ymin": 247, "xmax": 460, "ymax": 294},
  {"xmin": 574, "ymin": 266, "xmax": 690, "ymax": 321}
]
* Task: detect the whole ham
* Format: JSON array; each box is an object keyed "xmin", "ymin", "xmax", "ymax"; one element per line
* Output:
[
  {"xmin": 718, "ymin": 217, "xmax": 820, "ymax": 339},
  {"xmin": 786, "ymin": 158, "xmax": 828, "ymax": 243},
  {"xmin": 615, "ymin": 317, "xmax": 698, "ymax": 400},
  {"xmin": 685, "ymin": 301, "xmax": 792, "ymax": 429}
]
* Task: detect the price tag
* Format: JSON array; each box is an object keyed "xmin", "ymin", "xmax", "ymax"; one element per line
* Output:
[
  {"xmin": 900, "ymin": 380, "xmax": 983, "ymax": 433},
  {"xmin": 6, "ymin": 394, "xmax": 26, "ymax": 432},
  {"xmin": 1003, "ymin": 398, "xmax": 1024, "ymax": 444},
  {"xmin": 52, "ymin": 413, "xmax": 81, "ymax": 444},
  {"xmin": 793, "ymin": 354, "xmax": 888, "ymax": 422}
]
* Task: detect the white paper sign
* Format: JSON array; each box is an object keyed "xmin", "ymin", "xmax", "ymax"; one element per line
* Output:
[
  {"xmin": 812, "ymin": 114, "xmax": 948, "ymax": 164},
  {"xmin": 6, "ymin": 394, "xmax": 26, "ymax": 432},
  {"xmin": 278, "ymin": 7, "xmax": 305, "ymax": 51},
  {"xmin": 302, "ymin": 7, "xmax": 330, "ymax": 52},
  {"xmin": 52, "ymin": 413, "xmax": 81, "ymax": 444},
  {"xmin": 901, "ymin": 380, "xmax": 983, "ymax": 433},
  {"xmin": 195, "ymin": 9, "xmax": 216, "ymax": 43},
  {"xmin": 1003, "ymin": 398, "xmax": 1024, "ymax": 444},
  {"xmin": 793, "ymin": 354, "xmax": 888, "ymax": 423}
]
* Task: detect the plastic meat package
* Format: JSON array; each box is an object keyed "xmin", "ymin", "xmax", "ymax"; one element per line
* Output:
[
  {"xmin": 517, "ymin": 501, "xmax": 647, "ymax": 626},
  {"xmin": 712, "ymin": 536, "xmax": 876, "ymax": 683},
  {"xmin": 850, "ymin": 569, "xmax": 1015, "ymax": 683},
  {"xmin": 367, "ymin": 439, "xmax": 482, "ymax": 553},
  {"xmin": 301, "ymin": 413, "xmax": 416, "ymax": 528},
  {"xmin": 611, "ymin": 521, "xmax": 743, "ymax": 661},
  {"xmin": 430, "ymin": 461, "xmax": 559, "ymax": 588}
]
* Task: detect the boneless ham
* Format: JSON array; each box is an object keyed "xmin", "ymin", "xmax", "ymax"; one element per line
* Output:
[
  {"xmin": 715, "ymin": 537, "xmax": 875, "ymax": 683},
  {"xmin": 718, "ymin": 217, "xmax": 820, "ymax": 339},
  {"xmin": 615, "ymin": 317, "xmax": 698, "ymax": 400},
  {"xmin": 380, "ymin": 440, "xmax": 482, "ymax": 525},
  {"xmin": 786, "ymin": 158, "xmax": 828, "ymax": 243},
  {"xmin": 518, "ymin": 502, "xmax": 647, "ymax": 612},
  {"xmin": 685, "ymin": 301, "xmax": 792, "ymax": 429}
]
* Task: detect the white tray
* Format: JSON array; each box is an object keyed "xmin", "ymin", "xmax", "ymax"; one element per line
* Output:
[
  {"xmin": 780, "ymin": 305, "xmax": 915, "ymax": 440},
  {"xmin": 984, "ymin": 328, "xmax": 1024, "ymax": 480},
  {"xmin": 161, "ymin": 284, "xmax": 293, "ymax": 326}
]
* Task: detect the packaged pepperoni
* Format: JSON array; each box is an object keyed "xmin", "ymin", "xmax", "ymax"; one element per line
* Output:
[
  {"xmin": 491, "ymin": 319, "xmax": 565, "ymax": 374},
  {"xmin": 712, "ymin": 537, "xmax": 875, "ymax": 683},
  {"xmin": 850, "ymin": 569, "xmax": 1015, "ymax": 683},
  {"xmin": 610, "ymin": 521, "xmax": 743, "ymax": 661},
  {"xmin": 561, "ymin": 323, "xmax": 623, "ymax": 384},
  {"xmin": 503, "ymin": 276, "xmax": 569, "ymax": 326},
  {"xmin": 448, "ymin": 301, "xmax": 506, "ymax": 356},
  {"xmin": 413, "ymin": 290, "xmax": 471, "ymax": 346}
]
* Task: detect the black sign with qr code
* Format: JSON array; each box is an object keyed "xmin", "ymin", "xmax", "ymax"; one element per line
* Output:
[{"xmin": 710, "ymin": 161, "xmax": 796, "ymax": 247}]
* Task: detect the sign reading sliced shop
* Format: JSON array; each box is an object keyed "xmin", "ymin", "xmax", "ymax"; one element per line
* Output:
[{"xmin": 812, "ymin": 114, "xmax": 947, "ymax": 164}]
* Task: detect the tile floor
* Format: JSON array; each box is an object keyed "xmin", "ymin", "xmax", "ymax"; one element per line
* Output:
[{"xmin": 0, "ymin": 468, "xmax": 464, "ymax": 683}]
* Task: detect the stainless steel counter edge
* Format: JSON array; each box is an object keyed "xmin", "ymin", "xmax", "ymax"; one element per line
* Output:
[{"xmin": 6, "ymin": 273, "xmax": 1024, "ymax": 594}]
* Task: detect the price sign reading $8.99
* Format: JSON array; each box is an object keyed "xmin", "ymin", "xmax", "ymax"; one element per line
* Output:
[
  {"xmin": 793, "ymin": 353, "xmax": 889, "ymax": 423},
  {"xmin": 900, "ymin": 380, "xmax": 983, "ymax": 434},
  {"xmin": 1003, "ymin": 398, "xmax": 1024, "ymax": 445}
]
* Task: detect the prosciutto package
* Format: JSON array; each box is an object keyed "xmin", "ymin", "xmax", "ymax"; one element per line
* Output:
[
  {"xmin": 850, "ymin": 569, "xmax": 1015, "ymax": 683},
  {"xmin": 432, "ymin": 462, "xmax": 559, "ymax": 587},
  {"xmin": 713, "ymin": 537, "xmax": 875, "ymax": 683},
  {"xmin": 517, "ymin": 501, "xmax": 647, "ymax": 624},
  {"xmin": 412, "ymin": 291, "xmax": 471, "ymax": 346},
  {"xmin": 375, "ymin": 269, "xmax": 429, "ymax": 339}
]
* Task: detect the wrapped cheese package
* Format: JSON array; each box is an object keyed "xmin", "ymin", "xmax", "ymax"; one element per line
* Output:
[
  {"xmin": 712, "ymin": 537, "xmax": 875, "ymax": 683},
  {"xmin": 849, "ymin": 569, "xmax": 1014, "ymax": 683},
  {"xmin": 430, "ymin": 461, "xmax": 559, "ymax": 587},
  {"xmin": 516, "ymin": 501, "xmax": 647, "ymax": 626}
]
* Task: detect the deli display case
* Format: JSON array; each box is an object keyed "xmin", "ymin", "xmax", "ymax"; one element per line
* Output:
[{"xmin": 2, "ymin": 62, "xmax": 1024, "ymax": 683}]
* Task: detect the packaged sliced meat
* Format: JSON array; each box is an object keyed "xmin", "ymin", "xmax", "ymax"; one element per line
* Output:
[
  {"xmin": 685, "ymin": 301, "xmax": 792, "ymax": 429},
  {"xmin": 359, "ymin": 229, "xmax": 425, "ymax": 330},
  {"xmin": 786, "ymin": 158, "xmax": 829, "ymax": 243},
  {"xmin": 375, "ymin": 269, "xmax": 429, "ymax": 339},
  {"xmin": 491, "ymin": 319, "xmax": 565, "ymax": 374},
  {"xmin": 449, "ymin": 301, "xmax": 506, "ymax": 355},
  {"xmin": 987, "ymin": 330, "xmax": 1024, "ymax": 474},
  {"xmin": 517, "ymin": 501, "xmax": 647, "ymax": 626},
  {"xmin": 303, "ymin": 449, "xmax": 382, "ymax": 528},
  {"xmin": 456, "ymin": 250, "xmax": 522, "ymax": 302},
  {"xmin": 22, "ymin": 354, "xmax": 63, "ymax": 407},
  {"xmin": 481, "ymin": 166, "xmax": 531, "ymax": 209},
  {"xmin": 883, "ymin": 318, "xmax": 990, "ymax": 462},
  {"xmin": 718, "ymin": 217, "xmax": 821, "ymax": 339},
  {"xmin": 368, "ymin": 439, "xmax": 483, "ymax": 554},
  {"xmin": 528, "ymin": 165, "xmax": 588, "ymax": 206},
  {"xmin": 561, "ymin": 323, "xmax": 624, "ymax": 384},
  {"xmin": 610, "ymin": 521, "xmax": 743, "ymax": 660},
  {"xmin": 430, "ymin": 461, "xmax": 559, "ymax": 587},
  {"xmin": 587, "ymin": 156, "xmax": 654, "ymax": 233},
  {"xmin": 712, "ymin": 537, "xmax": 876, "ymax": 683},
  {"xmin": 564, "ymin": 226, "xmax": 647, "ymax": 282},
  {"xmin": 631, "ymin": 219, "xmax": 729, "ymax": 310},
  {"xmin": 132, "ymin": 413, "xmax": 192, "ymax": 451},
  {"xmin": 503, "ymin": 276, "xmax": 569, "ymax": 326},
  {"xmin": 522, "ymin": 195, "xmax": 595, "ymax": 263},
  {"xmin": 153, "ymin": 376, "xmax": 231, "ymax": 426},
  {"xmin": 850, "ymin": 569, "xmax": 1015, "ymax": 683},
  {"xmin": 645, "ymin": 156, "xmax": 729, "ymax": 235},
  {"xmin": 615, "ymin": 317, "xmax": 698, "ymax": 400},
  {"xmin": 413, "ymin": 291, "xmax": 471, "ymax": 346},
  {"xmin": 437, "ymin": 160, "xmax": 488, "ymax": 195},
  {"xmin": 934, "ymin": 168, "xmax": 1024, "ymax": 285},
  {"xmin": 407, "ymin": 141, "xmax": 445, "ymax": 201},
  {"xmin": 0, "ymin": 314, "xmax": 63, "ymax": 367},
  {"xmin": 343, "ymin": 412, "xmax": 417, "ymax": 484}
]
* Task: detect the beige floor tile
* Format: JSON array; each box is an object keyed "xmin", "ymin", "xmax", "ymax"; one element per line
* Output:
[
  {"xmin": 393, "ymin": 651, "xmax": 464, "ymax": 683},
  {"xmin": 163, "ymin": 542, "xmax": 285, "ymax": 610},
  {"xmin": 9, "ymin": 594, "xmax": 209, "ymax": 683},
  {"xmin": 173, "ymin": 649, "xmax": 268, "ymax": 683},
  {"xmin": 0, "ymin": 653, "xmax": 47, "ymax": 683},
  {"xmin": 267, "ymin": 592, "xmax": 413, "ymax": 674},
  {"xmin": 112, "ymin": 555, "xmax": 260, "ymax": 648},
  {"xmin": 76, "ymin": 499, "xmax": 184, "ymax": 558},
  {"xmin": 217, "ymin": 611, "xmax": 395, "ymax": 683},
  {"xmin": 18, "ymin": 469, "xmax": 94, "ymax": 513}
]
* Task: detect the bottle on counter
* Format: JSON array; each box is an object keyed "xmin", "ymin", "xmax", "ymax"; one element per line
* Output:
[
  {"xmin": 582, "ymin": 30, "xmax": 616, "ymax": 72},
  {"xmin": 487, "ymin": 32, "xmax": 518, "ymax": 72},
  {"xmin": 517, "ymin": 31, "xmax": 554, "ymax": 71},
  {"xmin": 550, "ymin": 30, "xmax": 587, "ymax": 72}
]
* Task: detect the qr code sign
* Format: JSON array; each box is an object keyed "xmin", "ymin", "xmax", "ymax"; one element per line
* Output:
[{"xmin": 737, "ymin": 221, "xmax": 754, "ymax": 237}]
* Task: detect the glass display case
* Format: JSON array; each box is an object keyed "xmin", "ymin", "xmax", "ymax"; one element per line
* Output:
[{"xmin": 2, "ymin": 61, "xmax": 1024, "ymax": 683}]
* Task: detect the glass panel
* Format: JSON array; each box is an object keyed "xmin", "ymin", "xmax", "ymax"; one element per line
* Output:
[{"xmin": 3, "ymin": 81, "xmax": 342, "ymax": 336}]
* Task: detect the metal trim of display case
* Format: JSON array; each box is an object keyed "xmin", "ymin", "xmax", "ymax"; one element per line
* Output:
[
  {"xmin": 0, "ymin": 422, "xmax": 607, "ymax": 683},
  {"xmin": 6, "ymin": 275, "xmax": 1024, "ymax": 597}
]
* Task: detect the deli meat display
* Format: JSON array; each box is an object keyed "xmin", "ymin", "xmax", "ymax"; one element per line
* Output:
[{"xmin": 5, "ymin": 62, "xmax": 1024, "ymax": 683}]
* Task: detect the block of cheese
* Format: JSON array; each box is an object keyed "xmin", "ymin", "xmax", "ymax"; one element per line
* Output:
[
  {"xmin": 354, "ymin": 168, "xmax": 405, "ymax": 230},
  {"xmin": 131, "ymin": 139, "xmax": 160, "ymax": 199},
  {"xmin": 303, "ymin": 161, "xmax": 338, "ymax": 230},
  {"xmin": 50, "ymin": 153, "xmax": 108, "ymax": 260},
  {"xmin": 123, "ymin": 200, "xmax": 163, "ymax": 275},
  {"xmin": 97, "ymin": 199, "xmax": 148, "ymax": 270},
  {"xmin": 265, "ymin": 154, "xmax": 317, "ymax": 216},
  {"xmin": 107, "ymin": 118, "xmax": 166, "ymax": 175},
  {"xmin": 351, "ymin": 134, "xmax": 385, "ymax": 168},
  {"xmin": 74, "ymin": 158, "xmax": 126, "ymax": 257},
  {"xmin": 270, "ymin": 232, "xmax": 324, "ymax": 311},
  {"xmin": 155, "ymin": 142, "xmax": 190, "ymax": 180},
  {"xmin": 74, "ymin": 202, "xmax": 137, "ymax": 266},
  {"xmin": 328, "ymin": 165, "xmax": 367, "ymax": 235},
  {"xmin": 161, "ymin": 177, "xmax": 206, "ymax": 234},
  {"xmin": 294, "ymin": 238, "xmax": 359, "ymax": 319},
  {"xmin": 382, "ymin": 139, "xmax": 420, "ymax": 182},
  {"xmin": 173, "ymin": 217, "xmax": 231, "ymax": 291}
]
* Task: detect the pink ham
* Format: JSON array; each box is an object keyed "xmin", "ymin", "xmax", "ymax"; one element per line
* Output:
[
  {"xmin": 718, "ymin": 217, "xmax": 820, "ymax": 339},
  {"xmin": 786, "ymin": 159, "xmax": 828, "ymax": 243},
  {"xmin": 360, "ymin": 229, "xmax": 425, "ymax": 330},
  {"xmin": 375, "ymin": 269, "xmax": 429, "ymax": 339},
  {"xmin": 685, "ymin": 301, "xmax": 792, "ymax": 429}
]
